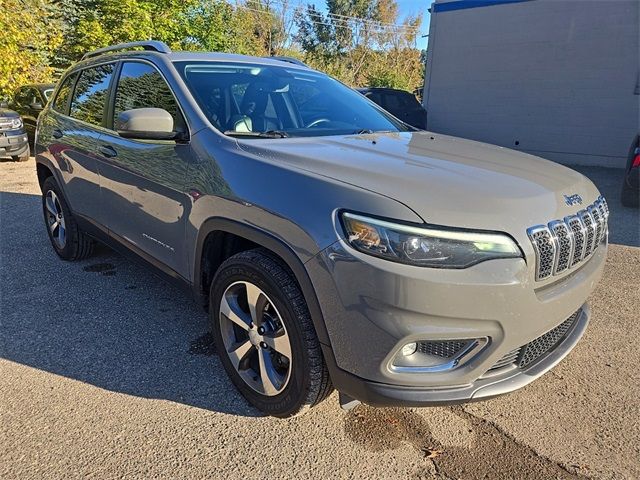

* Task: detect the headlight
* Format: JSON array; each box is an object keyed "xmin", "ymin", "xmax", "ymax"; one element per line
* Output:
[
  {"xmin": 340, "ymin": 212, "xmax": 522, "ymax": 268},
  {"xmin": 9, "ymin": 117, "xmax": 23, "ymax": 129}
]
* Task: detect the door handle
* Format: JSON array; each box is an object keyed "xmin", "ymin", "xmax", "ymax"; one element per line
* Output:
[
  {"xmin": 98, "ymin": 145, "xmax": 118, "ymax": 158},
  {"xmin": 52, "ymin": 129, "xmax": 63, "ymax": 139}
]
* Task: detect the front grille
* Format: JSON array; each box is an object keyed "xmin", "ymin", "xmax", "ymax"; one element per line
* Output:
[
  {"xmin": 486, "ymin": 310, "xmax": 580, "ymax": 374},
  {"xmin": 528, "ymin": 196, "xmax": 608, "ymax": 281},
  {"xmin": 417, "ymin": 340, "xmax": 472, "ymax": 358}
]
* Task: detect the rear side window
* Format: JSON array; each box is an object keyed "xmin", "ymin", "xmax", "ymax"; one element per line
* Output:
[
  {"xmin": 70, "ymin": 63, "xmax": 115, "ymax": 126},
  {"xmin": 52, "ymin": 73, "xmax": 77, "ymax": 114},
  {"xmin": 14, "ymin": 88, "xmax": 30, "ymax": 106},
  {"xmin": 113, "ymin": 62, "xmax": 182, "ymax": 129}
]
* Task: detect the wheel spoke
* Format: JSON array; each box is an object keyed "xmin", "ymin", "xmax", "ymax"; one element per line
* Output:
[
  {"xmin": 58, "ymin": 224, "xmax": 66, "ymax": 244},
  {"xmin": 220, "ymin": 295, "xmax": 251, "ymax": 330},
  {"xmin": 45, "ymin": 195, "xmax": 57, "ymax": 216},
  {"xmin": 49, "ymin": 220, "xmax": 59, "ymax": 233},
  {"xmin": 257, "ymin": 348, "xmax": 280, "ymax": 396},
  {"xmin": 244, "ymin": 282, "xmax": 265, "ymax": 325},
  {"xmin": 263, "ymin": 331, "xmax": 291, "ymax": 360},
  {"xmin": 227, "ymin": 340, "xmax": 253, "ymax": 370}
]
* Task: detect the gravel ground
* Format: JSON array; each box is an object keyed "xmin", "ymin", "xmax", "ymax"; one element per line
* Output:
[{"xmin": 1, "ymin": 159, "xmax": 639, "ymax": 479}]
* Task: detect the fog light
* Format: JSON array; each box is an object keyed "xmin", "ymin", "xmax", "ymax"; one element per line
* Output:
[{"xmin": 401, "ymin": 342, "xmax": 417, "ymax": 356}]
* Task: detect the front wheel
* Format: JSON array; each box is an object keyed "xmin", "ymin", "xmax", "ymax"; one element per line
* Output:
[{"xmin": 210, "ymin": 249, "xmax": 333, "ymax": 417}]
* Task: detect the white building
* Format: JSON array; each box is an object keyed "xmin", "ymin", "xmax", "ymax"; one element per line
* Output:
[{"xmin": 423, "ymin": 0, "xmax": 639, "ymax": 168}]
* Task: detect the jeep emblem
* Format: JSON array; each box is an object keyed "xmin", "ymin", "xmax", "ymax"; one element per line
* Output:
[{"xmin": 564, "ymin": 194, "xmax": 583, "ymax": 206}]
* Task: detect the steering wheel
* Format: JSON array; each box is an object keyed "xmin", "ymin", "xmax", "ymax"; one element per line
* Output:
[{"xmin": 306, "ymin": 118, "xmax": 332, "ymax": 128}]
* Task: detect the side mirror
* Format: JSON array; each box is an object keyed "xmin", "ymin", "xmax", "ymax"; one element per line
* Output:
[
  {"xmin": 30, "ymin": 102, "xmax": 43, "ymax": 110},
  {"xmin": 116, "ymin": 108, "xmax": 176, "ymax": 140}
]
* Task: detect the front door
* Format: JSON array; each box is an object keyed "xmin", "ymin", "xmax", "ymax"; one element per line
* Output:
[{"xmin": 97, "ymin": 61, "xmax": 191, "ymax": 279}]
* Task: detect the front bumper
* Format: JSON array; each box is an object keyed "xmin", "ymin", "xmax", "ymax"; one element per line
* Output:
[
  {"xmin": 307, "ymin": 237, "xmax": 606, "ymax": 405},
  {"xmin": 0, "ymin": 129, "xmax": 29, "ymax": 157},
  {"xmin": 322, "ymin": 305, "xmax": 589, "ymax": 406}
]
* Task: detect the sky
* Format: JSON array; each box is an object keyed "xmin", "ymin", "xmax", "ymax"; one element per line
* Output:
[{"xmin": 305, "ymin": 0, "xmax": 432, "ymax": 50}]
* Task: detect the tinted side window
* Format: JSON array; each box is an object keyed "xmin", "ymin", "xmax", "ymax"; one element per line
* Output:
[
  {"xmin": 70, "ymin": 64, "xmax": 115, "ymax": 126},
  {"xmin": 52, "ymin": 73, "xmax": 77, "ymax": 114},
  {"xmin": 113, "ymin": 62, "xmax": 181, "ymax": 130}
]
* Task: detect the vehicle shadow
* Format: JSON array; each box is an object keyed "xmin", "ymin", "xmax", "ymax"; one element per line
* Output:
[{"xmin": 0, "ymin": 190, "xmax": 260, "ymax": 417}]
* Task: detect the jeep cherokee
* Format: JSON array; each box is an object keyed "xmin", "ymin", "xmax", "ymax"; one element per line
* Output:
[{"xmin": 35, "ymin": 41, "xmax": 608, "ymax": 417}]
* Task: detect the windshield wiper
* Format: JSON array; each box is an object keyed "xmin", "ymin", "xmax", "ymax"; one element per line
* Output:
[
  {"xmin": 353, "ymin": 129, "xmax": 374, "ymax": 134},
  {"xmin": 223, "ymin": 130, "xmax": 289, "ymax": 138}
]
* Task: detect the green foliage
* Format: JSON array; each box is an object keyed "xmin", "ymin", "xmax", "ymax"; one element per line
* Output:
[
  {"xmin": 0, "ymin": 0, "xmax": 426, "ymax": 98},
  {"xmin": 0, "ymin": 0, "xmax": 63, "ymax": 97},
  {"xmin": 295, "ymin": 0, "xmax": 424, "ymax": 90}
]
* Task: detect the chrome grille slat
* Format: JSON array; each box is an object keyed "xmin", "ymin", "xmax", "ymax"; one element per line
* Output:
[
  {"xmin": 528, "ymin": 197, "xmax": 607, "ymax": 281},
  {"xmin": 565, "ymin": 215, "xmax": 586, "ymax": 266},
  {"xmin": 527, "ymin": 226, "xmax": 556, "ymax": 280},
  {"xmin": 596, "ymin": 197, "xmax": 609, "ymax": 244},
  {"xmin": 578, "ymin": 209, "xmax": 596, "ymax": 258},
  {"xmin": 588, "ymin": 205, "xmax": 602, "ymax": 252},
  {"xmin": 549, "ymin": 220, "xmax": 573, "ymax": 274}
]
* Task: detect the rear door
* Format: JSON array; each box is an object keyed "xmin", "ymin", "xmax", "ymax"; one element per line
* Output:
[
  {"xmin": 97, "ymin": 60, "xmax": 191, "ymax": 279},
  {"xmin": 40, "ymin": 63, "xmax": 116, "ymax": 223}
]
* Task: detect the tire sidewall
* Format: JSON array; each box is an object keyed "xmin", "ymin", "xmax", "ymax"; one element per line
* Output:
[{"xmin": 210, "ymin": 257, "xmax": 311, "ymax": 417}]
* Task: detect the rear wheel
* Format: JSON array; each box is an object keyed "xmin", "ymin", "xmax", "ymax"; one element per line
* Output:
[
  {"xmin": 42, "ymin": 176, "xmax": 94, "ymax": 260},
  {"xmin": 210, "ymin": 249, "xmax": 332, "ymax": 417}
]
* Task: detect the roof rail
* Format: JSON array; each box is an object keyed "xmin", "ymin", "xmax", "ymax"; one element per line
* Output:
[
  {"xmin": 268, "ymin": 56, "xmax": 308, "ymax": 67},
  {"xmin": 81, "ymin": 41, "xmax": 171, "ymax": 61}
]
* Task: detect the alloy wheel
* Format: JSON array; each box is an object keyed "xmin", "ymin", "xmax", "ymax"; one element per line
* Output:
[
  {"xmin": 45, "ymin": 190, "xmax": 66, "ymax": 249},
  {"xmin": 219, "ymin": 281, "xmax": 293, "ymax": 396}
]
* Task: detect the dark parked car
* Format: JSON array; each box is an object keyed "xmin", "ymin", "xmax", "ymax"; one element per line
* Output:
[
  {"xmin": 12, "ymin": 83, "xmax": 55, "ymax": 145},
  {"xmin": 357, "ymin": 87, "xmax": 427, "ymax": 129},
  {"xmin": 621, "ymin": 133, "xmax": 639, "ymax": 207},
  {"xmin": 0, "ymin": 108, "xmax": 30, "ymax": 161}
]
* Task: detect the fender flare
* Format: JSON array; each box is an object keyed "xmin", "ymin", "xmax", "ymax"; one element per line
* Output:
[
  {"xmin": 35, "ymin": 156, "xmax": 67, "ymax": 196},
  {"xmin": 193, "ymin": 217, "xmax": 331, "ymax": 346}
]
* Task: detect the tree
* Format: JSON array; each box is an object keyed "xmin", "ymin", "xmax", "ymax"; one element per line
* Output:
[
  {"xmin": 294, "ymin": 0, "xmax": 423, "ymax": 88},
  {"xmin": 0, "ymin": 0, "xmax": 63, "ymax": 97}
]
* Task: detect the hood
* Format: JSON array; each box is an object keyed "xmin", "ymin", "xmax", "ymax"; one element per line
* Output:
[
  {"xmin": 236, "ymin": 131, "xmax": 601, "ymax": 239},
  {"xmin": 0, "ymin": 108, "xmax": 20, "ymax": 118}
]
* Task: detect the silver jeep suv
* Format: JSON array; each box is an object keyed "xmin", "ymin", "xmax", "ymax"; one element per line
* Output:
[{"xmin": 35, "ymin": 41, "xmax": 608, "ymax": 417}]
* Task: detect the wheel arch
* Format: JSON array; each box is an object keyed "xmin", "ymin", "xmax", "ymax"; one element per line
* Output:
[
  {"xmin": 35, "ymin": 157, "xmax": 64, "ymax": 195},
  {"xmin": 194, "ymin": 218, "xmax": 331, "ymax": 346}
]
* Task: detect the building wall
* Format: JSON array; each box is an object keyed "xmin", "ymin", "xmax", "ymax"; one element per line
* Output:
[{"xmin": 424, "ymin": 0, "xmax": 640, "ymax": 168}]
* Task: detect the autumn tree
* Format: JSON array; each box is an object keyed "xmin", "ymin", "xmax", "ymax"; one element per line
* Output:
[{"xmin": 0, "ymin": 0, "xmax": 63, "ymax": 97}]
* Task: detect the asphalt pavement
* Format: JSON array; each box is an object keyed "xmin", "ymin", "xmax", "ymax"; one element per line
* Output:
[{"xmin": 1, "ymin": 159, "xmax": 639, "ymax": 479}]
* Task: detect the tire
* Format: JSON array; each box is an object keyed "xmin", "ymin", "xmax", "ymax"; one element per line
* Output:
[
  {"xmin": 210, "ymin": 248, "xmax": 333, "ymax": 417},
  {"xmin": 42, "ymin": 176, "xmax": 94, "ymax": 260},
  {"xmin": 12, "ymin": 144, "xmax": 30, "ymax": 162}
]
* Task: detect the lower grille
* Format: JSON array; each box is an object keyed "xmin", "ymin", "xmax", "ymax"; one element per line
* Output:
[{"xmin": 486, "ymin": 310, "xmax": 580, "ymax": 374}]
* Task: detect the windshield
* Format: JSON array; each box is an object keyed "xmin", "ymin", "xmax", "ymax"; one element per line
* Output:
[{"xmin": 173, "ymin": 61, "xmax": 410, "ymax": 138}]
